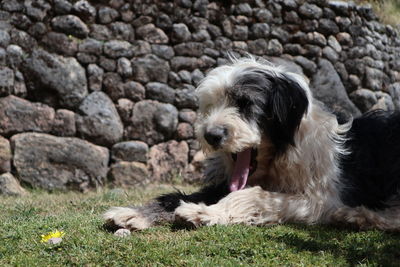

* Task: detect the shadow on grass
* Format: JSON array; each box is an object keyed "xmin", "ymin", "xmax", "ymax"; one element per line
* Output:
[
  {"xmin": 269, "ymin": 224, "xmax": 400, "ymax": 266},
  {"xmin": 98, "ymin": 214, "xmax": 400, "ymax": 266},
  {"xmin": 100, "ymin": 211, "xmax": 197, "ymax": 233}
]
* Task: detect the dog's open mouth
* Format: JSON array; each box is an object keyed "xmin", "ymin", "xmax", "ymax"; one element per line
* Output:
[{"xmin": 230, "ymin": 148, "xmax": 258, "ymax": 192}]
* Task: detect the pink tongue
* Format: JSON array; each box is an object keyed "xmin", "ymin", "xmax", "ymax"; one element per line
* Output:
[{"xmin": 229, "ymin": 148, "xmax": 251, "ymax": 192}]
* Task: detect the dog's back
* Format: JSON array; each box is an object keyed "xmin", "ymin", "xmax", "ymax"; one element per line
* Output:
[{"xmin": 340, "ymin": 110, "xmax": 400, "ymax": 210}]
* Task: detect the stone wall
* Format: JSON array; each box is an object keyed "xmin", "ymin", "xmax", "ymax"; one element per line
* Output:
[{"xmin": 0, "ymin": 0, "xmax": 399, "ymax": 194}]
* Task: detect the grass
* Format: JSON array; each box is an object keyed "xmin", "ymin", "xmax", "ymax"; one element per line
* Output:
[
  {"xmin": 355, "ymin": 0, "xmax": 400, "ymax": 26},
  {"xmin": 1, "ymin": 185, "xmax": 400, "ymax": 267},
  {"xmin": 374, "ymin": 0, "xmax": 400, "ymax": 26}
]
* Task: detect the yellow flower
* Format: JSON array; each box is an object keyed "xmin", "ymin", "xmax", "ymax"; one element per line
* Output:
[{"xmin": 41, "ymin": 230, "xmax": 65, "ymax": 243}]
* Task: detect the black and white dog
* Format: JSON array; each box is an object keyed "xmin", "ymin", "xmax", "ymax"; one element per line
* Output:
[{"xmin": 104, "ymin": 57, "xmax": 400, "ymax": 231}]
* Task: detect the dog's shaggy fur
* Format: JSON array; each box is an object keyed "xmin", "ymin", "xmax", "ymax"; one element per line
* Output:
[{"xmin": 104, "ymin": 57, "xmax": 400, "ymax": 232}]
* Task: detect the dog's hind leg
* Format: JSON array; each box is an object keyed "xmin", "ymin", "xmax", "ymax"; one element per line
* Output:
[{"xmin": 332, "ymin": 206, "xmax": 400, "ymax": 231}]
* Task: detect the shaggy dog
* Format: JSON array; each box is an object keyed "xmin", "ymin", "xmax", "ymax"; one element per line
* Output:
[{"xmin": 104, "ymin": 57, "xmax": 400, "ymax": 232}]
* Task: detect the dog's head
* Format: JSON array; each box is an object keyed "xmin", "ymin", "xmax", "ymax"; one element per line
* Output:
[{"xmin": 195, "ymin": 57, "xmax": 311, "ymax": 191}]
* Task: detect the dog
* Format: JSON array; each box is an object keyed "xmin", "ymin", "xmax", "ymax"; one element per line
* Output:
[{"xmin": 104, "ymin": 57, "xmax": 400, "ymax": 232}]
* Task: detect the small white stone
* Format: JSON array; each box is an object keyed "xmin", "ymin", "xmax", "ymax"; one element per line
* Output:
[
  {"xmin": 114, "ymin": 228, "xmax": 131, "ymax": 237},
  {"xmin": 47, "ymin": 237, "xmax": 63, "ymax": 244}
]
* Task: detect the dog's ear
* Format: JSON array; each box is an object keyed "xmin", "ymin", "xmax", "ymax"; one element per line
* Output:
[{"xmin": 262, "ymin": 74, "xmax": 309, "ymax": 153}]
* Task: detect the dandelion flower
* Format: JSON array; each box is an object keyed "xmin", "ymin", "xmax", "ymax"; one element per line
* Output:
[{"xmin": 41, "ymin": 230, "xmax": 65, "ymax": 243}]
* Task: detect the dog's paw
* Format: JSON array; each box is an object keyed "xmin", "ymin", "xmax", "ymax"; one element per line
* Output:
[
  {"xmin": 174, "ymin": 202, "xmax": 206, "ymax": 227},
  {"xmin": 114, "ymin": 228, "xmax": 131, "ymax": 237},
  {"xmin": 103, "ymin": 207, "xmax": 151, "ymax": 231},
  {"xmin": 174, "ymin": 202, "xmax": 227, "ymax": 227}
]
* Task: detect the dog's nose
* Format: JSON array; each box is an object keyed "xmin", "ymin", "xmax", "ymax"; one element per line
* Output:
[{"xmin": 204, "ymin": 126, "xmax": 227, "ymax": 147}]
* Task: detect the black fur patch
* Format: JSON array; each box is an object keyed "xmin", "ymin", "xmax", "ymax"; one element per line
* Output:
[
  {"xmin": 156, "ymin": 182, "xmax": 230, "ymax": 212},
  {"xmin": 263, "ymin": 74, "xmax": 309, "ymax": 153},
  {"xmin": 230, "ymin": 69, "xmax": 309, "ymax": 153},
  {"xmin": 340, "ymin": 110, "xmax": 400, "ymax": 210}
]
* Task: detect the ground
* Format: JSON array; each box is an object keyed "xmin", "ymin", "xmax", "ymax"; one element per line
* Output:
[{"xmin": 1, "ymin": 184, "xmax": 400, "ymax": 266}]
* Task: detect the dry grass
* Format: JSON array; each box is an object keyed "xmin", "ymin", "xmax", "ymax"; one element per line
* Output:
[
  {"xmin": 355, "ymin": 0, "xmax": 400, "ymax": 26},
  {"xmin": 374, "ymin": 0, "xmax": 400, "ymax": 26}
]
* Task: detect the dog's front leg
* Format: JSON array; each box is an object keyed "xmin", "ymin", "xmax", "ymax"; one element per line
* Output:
[
  {"xmin": 103, "ymin": 202, "xmax": 174, "ymax": 231},
  {"xmin": 103, "ymin": 181, "xmax": 231, "ymax": 231},
  {"xmin": 104, "ymin": 153, "xmax": 231, "ymax": 231},
  {"xmin": 175, "ymin": 186, "xmax": 325, "ymax": 227}
]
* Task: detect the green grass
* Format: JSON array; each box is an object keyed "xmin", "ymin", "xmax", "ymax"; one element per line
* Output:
[{"xmin": 1, "ymin": 185, "xmax": 400, "ymax": 266}]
